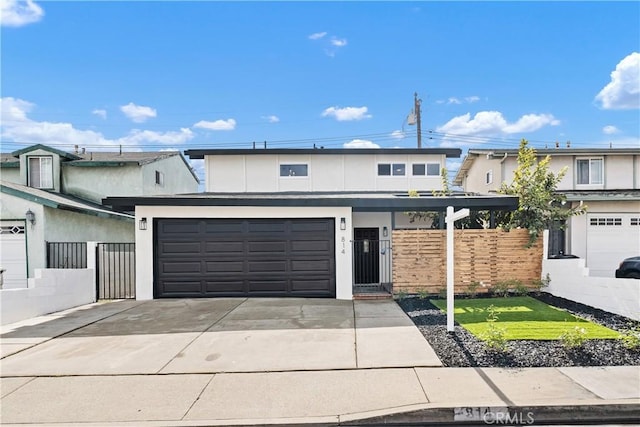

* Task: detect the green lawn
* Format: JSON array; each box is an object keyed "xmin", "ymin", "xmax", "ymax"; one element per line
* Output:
[{"xmin": 430, "ymin": 296, "xmax": 619, "ymax": 340}]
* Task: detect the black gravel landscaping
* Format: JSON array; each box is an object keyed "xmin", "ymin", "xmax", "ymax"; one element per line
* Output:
[{"xmin": 397, "ymin": 293, "xmax": 640, "ymax": 368}]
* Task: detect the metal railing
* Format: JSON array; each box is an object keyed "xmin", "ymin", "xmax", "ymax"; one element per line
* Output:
[{"xmin": 46, "ymin": 242, "xmax": 87, "ymax": 268}]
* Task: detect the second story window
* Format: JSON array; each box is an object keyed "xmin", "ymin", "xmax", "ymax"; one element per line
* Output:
[
  {"xmin": 576, "ymin": 158, "xmax": 603, "ymax": 185},
  {"xmin": 486, "ymin": 170, "xmax": 493, "ymax": 185},
  {"xmin": 411, "ymin": 163, "xmax": 440, "ymax": 176},
  {"xmin": 280, "ymin": 164, "xmax": 308, "ymax": 177},
  {"xmin": 155, "ymin": 170, "xmax": 164, "ymax": 186},
  {"xmin": 378, "ymin": 163, "xmax": 405, "ymax": 176},
  {"xmin": 28, "ymin": 156, "xmax": 53, "ymax": 189}
]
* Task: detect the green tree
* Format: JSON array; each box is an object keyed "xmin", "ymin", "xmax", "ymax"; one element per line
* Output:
[{"xmin": 497, "ymin": 139, "xmax": 586, "ymax": 246}]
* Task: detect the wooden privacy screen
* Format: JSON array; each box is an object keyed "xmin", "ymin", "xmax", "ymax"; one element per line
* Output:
[{"xmin": 392, "ymin": 229, "xmax": 543, "ymax": 294}]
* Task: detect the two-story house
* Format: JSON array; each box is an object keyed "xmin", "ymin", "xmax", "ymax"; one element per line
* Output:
[
  {"xmin": 104, "ymin": 147, "xmax": 518, "ymax": 301},
  {"xmin": 0, "ymin": 144, "xmax": 199, "ymax": 288},
  {"xmin": 453, "ymin": 147, "xmax": 640, "ymax": 278}
]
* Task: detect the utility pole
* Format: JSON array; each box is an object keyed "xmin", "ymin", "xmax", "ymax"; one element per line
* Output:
[{"xmin": 414, "ymin": 92, "xmax": 422, "ymax": 148}]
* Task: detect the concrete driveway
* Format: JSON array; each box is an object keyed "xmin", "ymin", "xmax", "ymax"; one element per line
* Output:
[{"xmin": 0, "ymin": 298, "xmax": 441, "ymax": 376}]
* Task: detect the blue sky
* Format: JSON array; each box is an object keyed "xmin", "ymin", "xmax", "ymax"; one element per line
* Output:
[{"xmin": 1, "ymin": 1, "xmax": 639, "ymax": 179}]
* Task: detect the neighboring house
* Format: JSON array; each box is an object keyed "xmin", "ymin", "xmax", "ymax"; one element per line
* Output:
[
  {"xmin": 104, "ymin": 147, "xmax": 518, "ymax": 300},
  {"xmin": 453, "ymin": 147, "xmax": 640, "ymax": 278},
  {"xmin": 0, "ymin": 144, "xmax": 200, "ymax": 288}
]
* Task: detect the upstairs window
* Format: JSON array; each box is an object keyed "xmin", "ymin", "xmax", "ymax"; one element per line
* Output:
[
  {"xmin": 280, "ymin": 164, "xmax": 308, "ymax": 177},
  {"xmin": 576, "ymin": 158, "xmax": 603, "ymax": 185},
  {"xmin": 28, "ymin": 156, "xmax": 53, "ymax": 189},
  {"xmin": 378, "ymin": 163, "xmax": 405, "ymax": 176},
  {"xmin": 486, "ymin": 170, "xmax": 493, "ymax": 185},
  {"xmin": 412, "ymin": 163, "xmax": 440, "ymax": 176},
  {"xmin": 155, "ymin": 170, "xmax": 164, "ymax": 186}
]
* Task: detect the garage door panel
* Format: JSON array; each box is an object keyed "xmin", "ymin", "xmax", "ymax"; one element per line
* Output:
[
  {"xmin": 162, "ymin": 281, "xmax": 202, "ymax": 293},
  {"xmin": 160, "ymin": 261, "xmax": 202, "ymax": 274},
  {"xmin": 248, "ymin": 241, "xmax": 287, "ymax": 254},
  {"xmin": 206, "ymin": 261, "xmax": 244, "ymax": 273},
  {"xmin": 155, "ymin": 218, "xmax": 335, "ymax": 298},
  {"xmin": 205, "ymin": 241, "xmax": 244, "ymax": 253},
  {"xmin": 160, "ymin": 222, "xmax": 201, "ymax": 234},
  {"xmin": 159, "ymin": 241, "xmax": 201, "ymax": 255},
  {"xmin": 205, "ymin": 280, "xmax": 245, "ymax": 293}
]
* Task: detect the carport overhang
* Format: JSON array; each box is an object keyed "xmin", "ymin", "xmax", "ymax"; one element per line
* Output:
[{"xmin": 103, "ymin": 192, "xmax": 519, "ymax": 213}]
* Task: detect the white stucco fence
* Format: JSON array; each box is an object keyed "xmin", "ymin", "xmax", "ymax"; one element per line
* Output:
[
  {"xmin": 542, "ymin": 257, "xmax": 640, "ymax": 322},
  {"xmin": 0, "ymin": 269, "xmax": 96, "ymax": 325}
]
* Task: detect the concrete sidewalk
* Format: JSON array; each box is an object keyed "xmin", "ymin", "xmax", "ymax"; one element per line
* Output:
[{"xmin": 1, "ymin": 299, "xmax": 639, "ymax": 425}]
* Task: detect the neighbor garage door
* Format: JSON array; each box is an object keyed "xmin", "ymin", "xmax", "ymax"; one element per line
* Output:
[
  {"xmin": 155, "ymin": 218, "xmax": 335, "ymax": 298},
  {"xmin": 0, "ymin": 221, "xmax": 28, "ymax": 289},
  {"xmin": 586, "ymin": 213, "xmax": 640, "ymax": 277}
]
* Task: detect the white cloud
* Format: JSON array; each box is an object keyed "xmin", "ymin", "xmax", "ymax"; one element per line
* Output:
[
  {"xmin": 437, "ymin": 111, "xmax": 559, "ymax": 136},
  {"xmin": 447, "ymin": 97, "xmax": 462, "ymax": 105},
  {"xmin": 465, "ymin": 96, "xmax": 480, "ymax": 103},
  {"xmin": 602, "ymin": 125, "xmax": 620, "ymax": 135},
  {"xmin": 441, "ymin": 96, "xmax": 480, "ymax": 105},
  {"xmin": 1, "ymin": 0, "xmax": 44, "ymax": 27},
  {"xmin": 193, "ymin": 118, "xmax": 236, "ymax": 131},
  {"xmin": 262, "ymin": 115, "xmax": 280, "ymax": 123},
  {"xmin": 322, "ymin": 106, "xmax": 372, "ymax": 121},
  {"xmin": 0, "ymin": 97, "xmax": 194, "ymax": 148},
  {"xmin": 595, "ymin": 52, "xmax": 640, "ymax": 110},
  {"xmin": 308, "ymin": 32, "xmax": 327, "ymax": 40},
  {"xmin": 120, "ymin": 102, "xmax": 157, "ymax": 123},
  {"xmin": 343, "ymin": 139, "xmax": 379, "ymax": 148},
  {"xmin": 390, "ymin": 130, "xmax": 405, "ymax": 139},
  {"xmin": 330, "ymin": 37, "xmax": 347, "ymax": 47},
  {"xmin": 92, "ymin": 109, "xmax": 107, "ymax": 119}
]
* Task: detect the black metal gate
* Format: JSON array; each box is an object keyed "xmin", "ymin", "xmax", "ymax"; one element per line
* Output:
[
  {"xmin": 352, "ymin": 239, "xmax": 392, "ymax": 294},
  {"xmin": 96, "ymin": 243, "xmax": 135, "ymax": 299},
  {"xmin": 46, "ymin": 242, "xmax": 87, "ymax": 268}
]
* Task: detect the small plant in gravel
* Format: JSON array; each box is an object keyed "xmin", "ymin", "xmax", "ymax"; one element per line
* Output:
[
  {"xmin": 417, "ymin": 288, "xmax": 430, "ymax": 299},
  {"xmin": 559, "ymin": 326, "xmax": 588, "ymax": 349},
  {"xmin": 618, "ymin": 326, "xmax": 640, "ymax": 350},
  {"xmin": 394, "ymin": 289, "xmax": 408, "ymax": 301},
  {"xmin": 480, "ymin": 304, "xmax": 508, "ymax": 352},
  {"xmin": 437, "ymin": 287, "xmax": 447, "ymax": 299}
]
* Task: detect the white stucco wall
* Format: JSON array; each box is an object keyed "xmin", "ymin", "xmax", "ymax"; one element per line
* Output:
[
  {"xmin": 62, "ymin": 165, "xmax": 142, "ymax": 204},
  {"xmin": 141, "ymin": 155, "xmax": 199, "ymax": 195},
  {"xmin": 0, "ymin": 167, "xmax": 20, "ymax": 184},
  {"xmin": 0, "ymin": 192, "xmax": 133, "ymax": 277},
  {"xmin": 135, "ymin": 205, "xmax": 354, "ymax": 300},
  {"xmin": 0, "ymin": 268, "xmax": 95, "ymax": 325},
  {"xmin": 204, "ymin": 153, "xmax": 447, "ymax": 193}
]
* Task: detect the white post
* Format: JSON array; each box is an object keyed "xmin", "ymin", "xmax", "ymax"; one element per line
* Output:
[
  {"xmin": 86, "ymin": 241, "xmax": 98, "ymax": 302},
  {"xmin": 445, "ymin": 206, "xmax": 470, "ymax": 332}
]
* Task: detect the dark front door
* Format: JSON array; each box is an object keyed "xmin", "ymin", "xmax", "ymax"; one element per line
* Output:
[
  {"xmin": 354, "ymin": 227, "xmax": 379, "ymax": 284},
  {"xmin": 154, "ymin": 218, "xmax": 336, "ymax": 298}
]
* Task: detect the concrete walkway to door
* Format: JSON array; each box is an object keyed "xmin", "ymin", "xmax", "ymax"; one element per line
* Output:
[{"xmin": 0, "ymin": 298, "xmax": 441, "ymax": 376}]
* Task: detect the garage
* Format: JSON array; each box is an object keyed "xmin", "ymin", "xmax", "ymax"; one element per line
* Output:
[
  {"xmin": 154, "ymin": 218, "xmax": 336, "ymax": 298},
  {"xmin": 0, "ymin": 220, "xmax": 28, "ymax": 289},
  {"xmin": 586, "ymin": 213, "xmax": 640, "ymax": 277}
]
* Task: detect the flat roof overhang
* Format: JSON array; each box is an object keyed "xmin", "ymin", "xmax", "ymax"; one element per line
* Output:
[
  {"xmin": 185, "ymin": 148, "xmax": 462, "ymax": 159},
  {"xmin": 103, "ymin": 192, "xmax": 519, "ymax": 213}
]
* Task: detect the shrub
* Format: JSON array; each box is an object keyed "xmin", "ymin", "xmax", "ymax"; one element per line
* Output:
[
  {"xmin": 559, "ymin": 326, "xmax": 588, "ymax": 349},
  {"xmin": 417, "ymin": 288, "xmax": 430, "ymax": 300},
  {"xmin": 466, "ymin": 281, "xmax": 481, "ymax": 298},
  {"xmin": 530, "ymin": 274, "xmax": 551, "ymax": 295},
  {"xmin": 513, "ymin": 281, "xmax": 529, "ymax": 296},
  {"xmin": 394, "ymin": 289, "xmax": 408, "ymax": 301},
  {"xmin": 618, "ymin": 326, "xmax": 640, "ymax": 350},
  {"xmin": 490, "ymin": 280, "xmax": 511, "ymax": 297},
  {"xmin": 437, "ymin": 287, "xmax": 447, "ymax": 299}
]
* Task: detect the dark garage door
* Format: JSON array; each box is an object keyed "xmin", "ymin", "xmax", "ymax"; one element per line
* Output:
[{"xmin": 155, "ymin": 218, "xmax": 336, "ymax": 298}]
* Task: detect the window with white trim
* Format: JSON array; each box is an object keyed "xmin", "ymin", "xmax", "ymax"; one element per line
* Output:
[
  {"xmin": 576, "ymin": 158, "xmax": 603, "ymax": 185},
  {"xmin": 279, "ymin": 164, "xmax": 308, "ymax": 177},
  {"xmin": 486, "ymin": 170, "xmax": 493, "ymax": 185},
  {"xmin": 378, "ymin": 163, "xmax": 405, "ymax": 176},
  {"xmin": 28, "ymin": 156, "xmax": 53, "ymax": 189}
]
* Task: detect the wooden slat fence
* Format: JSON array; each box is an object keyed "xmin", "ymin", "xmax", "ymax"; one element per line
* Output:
[{"xmin": 392, "ymin": 229, "xmax": 542, "ymax": 294}]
